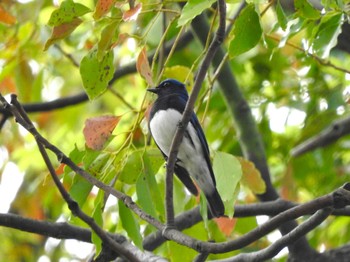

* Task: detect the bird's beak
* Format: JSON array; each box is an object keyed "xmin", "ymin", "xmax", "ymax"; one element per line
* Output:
[{"xmin": 147, "ymin": 88, "xmax": 158, "ymax": 94}]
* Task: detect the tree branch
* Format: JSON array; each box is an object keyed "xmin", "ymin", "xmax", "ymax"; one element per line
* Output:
[
  {"xmin": 226, "ymin": 208, "xmax": 333, "ymax": 262},
  {"xmin": 146, "ymin": 184, "xmax": 350, "ymax": 254},
  {"xmin": 163, "ymin": 0, "xmax": 226, "ymax": 227},
  {"xmin": 291, "ymin": 116, "xmax": 350, "ymax": 157},
  {"xmin": 189, "ymin": 3, "xmax": 317, "ymax": 258},
  {"xmin": 3, "ymin": 94, "xmax": 139, "ymax": 261}
]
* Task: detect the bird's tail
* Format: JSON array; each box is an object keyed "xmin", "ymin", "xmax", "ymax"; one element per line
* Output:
[{"xmin": 205, "ymin": 189, "xmax": 225, "ymax": 218}]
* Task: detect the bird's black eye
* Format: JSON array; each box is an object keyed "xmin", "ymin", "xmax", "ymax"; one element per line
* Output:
[{"xmin": 163, "ymin": 82, "xmax": 169, "ymax": 87}]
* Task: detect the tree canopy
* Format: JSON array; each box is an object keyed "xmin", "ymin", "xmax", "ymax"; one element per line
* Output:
[{"xmin": 1, "ymin": 0, "xmax": 350, "ymax": 261}]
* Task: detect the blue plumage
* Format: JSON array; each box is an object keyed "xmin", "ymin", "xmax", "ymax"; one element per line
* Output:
[{"xmin": 147, "ymin": 79, "xmax": 225, "ymax": 217}]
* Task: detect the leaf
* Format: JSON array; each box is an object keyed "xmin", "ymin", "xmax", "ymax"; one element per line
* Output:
[
  {"xmin": 97, "ymin": 21, "xmax": 119, "ymax": 59},
  {"xmin": 80, "ymin": 48, "xmax": 115, "ymax": 100},
  {"xmin": 48, "ymin": 0, "xmax": 91, "ymax": 26},
  {"xmin": 238, "ymin": 157, "xmax": 266, "ymax": 194},
  {"xmin": 214, "ymin": 217, "xmax": 237, "ymax": 237},
  {"xmin": 44, "ymin": 18, "xmax": 82, "ymax": 50},
  {"xmin": 178, "ymin": 0, "xmax": 216, "ymax": 27},
  {"xmin": 118, "ymin": 150, "xmax": 143, "ymax": 184},
  {"xmin": 83, "ymin": 115, "xmax": 121, "ymax": 150},
  {"xmin": 228, "ymin": 4, "xmax": 262, "ymax": 57},
  {"xmin": 118, "ymin": 200, "xmax": 143, "ymax": 248},
  {"xmin": 136, "ymin": 173, "xmax": 158, "ymax": 218},
  {"xmin": 0, "ymin": 6, "xmax": 16, "ymax": 25},
  {"xmin": 276, "ymin": 0, "xmax": 288, "ymax": 30},
  {"xmin": 91, "ymin": 201, "xmax": 103, "ymax": 256},
  {"xmin": 122, "ymin": 3, "xmax": 142, "ymax": 21},
  {"xmin": 213, "ymin": 151, "xmax": 242, "ymax": 217},
  {"xmin": 136, "ymin": 47, "xmax": 153, "ymax": 86},
  {"xmin": 311, "ymin": 13, "xmax": 343, "ymax": 58},
  {"xmin": 70, "ymin": 176, "xmax": 93, "ymax": 207},
  {"xmin": 295, "ymin": 0, "xmax": 321, "ymax": 20},
  {"xmin": 94, "ymin": 0, "xmax": 116, "ymax": 19}
]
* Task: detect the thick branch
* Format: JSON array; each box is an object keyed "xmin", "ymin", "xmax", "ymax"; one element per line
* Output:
[{"xmin": 291, "ymin": 116, "xmax": 350, "ymax": 157}]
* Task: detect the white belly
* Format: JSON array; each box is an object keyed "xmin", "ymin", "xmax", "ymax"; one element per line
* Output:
[{"xmin": 149, "ymin": 109, "xmax": 215, "ymax": 194}]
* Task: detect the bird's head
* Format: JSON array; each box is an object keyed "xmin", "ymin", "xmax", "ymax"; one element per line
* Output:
[{"xmin": 147, "ymin": 79, "xmax": 188, "ymax": 98}]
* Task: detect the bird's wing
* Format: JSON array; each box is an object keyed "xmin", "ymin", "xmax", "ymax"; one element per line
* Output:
[{"xmin": 175, "ymin": 95, "xmax": 216, "ymax": 186}]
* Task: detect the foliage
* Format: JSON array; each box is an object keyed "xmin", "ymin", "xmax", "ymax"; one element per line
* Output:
[{"xmin": 0, "ymin": 0, "xmax": 350, "ymax": 261}]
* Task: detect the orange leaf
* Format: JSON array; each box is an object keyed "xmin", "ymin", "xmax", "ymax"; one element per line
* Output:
[
  {"xmin": 0, "ymin": 6, "xmax": 16, "ymax": 25},
  {"xmin": 215, "ymin": 217, "xmax": 237, "ymax": 236},
  {"xmin": 55, "ymin": 163, "xmax": 66, "ymax": 176},
  {"xmin": 122, "ymin": 3, "xmax": 142, "ymax": 21},
  {"xmin": 94, "ymin": 0, "xmax": 116, "ymax": 19},
  {"xmin": 44, "ymin": 18, "xmax": 82, "ymax": 50},
  {"xmin": 136, "ymin": 47, "xmax": 153, "ymax": 86},
  {"xmin": 83, "ymin": 115, "xmax": 121, "ymax": 150},
  {"xmin": 238, "ymin": 157, "xmax": 266, "ymax": 194}
]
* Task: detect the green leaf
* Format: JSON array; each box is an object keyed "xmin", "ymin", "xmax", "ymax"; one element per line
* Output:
[
  {"xmin": 295, "ymin": 0, "xmax": 321, "ymax": 20},
  {"xmin": 91, "ymin": 200, "xmax": 103, "ymax": 256},
  {"xmin": 80, "ymin": 48, "xmax": 114, "ymax": 100},
  {"xmin": 213, "ymin": 151, "xmax": 242, "ymax": 217},
  {"xmin": 118, "ymin": 200, "xmax": 143, "ymax": 249},
  {"xmin": 177, "ymin": 0, "xmax": 216, "ymax": 27},
  {"xmin": 312, "ymin": 13, "xmax": 343, "ymax": 58},
  {"xmin": 70, "ymin": 176, "xmax": 93, "ymax": 207},
  {"xmin": 48, "ymin": 0, "xmax": 91, "ymax": 26},
  {"xmin": 228, "ymin": 4, "xmax": 262, "ymax": 57},
  {"xmin": 136, "ymin": 173, "xmax": 158, "ymax": 218},
  {"xmin": 118, "ymin": 150, "xmax": 143, "ymax": 184},
  {"xmin": 276, "ymin": 0, "xmax": 288, "ymax": 30}
]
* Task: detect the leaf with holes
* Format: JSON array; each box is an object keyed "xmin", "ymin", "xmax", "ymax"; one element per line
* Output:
[
  {"xmin": 48, "ymin": 0, "xmax": 91, "ymax": 26},
  {"xmin": 80, "ymin": 48, "xmax": 115, "ymax": 100},
  {"xmin": 83, "ymin": 115, "xmax": 121, "ymax": 150}
]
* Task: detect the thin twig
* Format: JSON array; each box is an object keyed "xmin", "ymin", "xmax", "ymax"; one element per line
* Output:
[
  {"xmin": 227, "ymin": 208, "xmax": 333, "ymax": 262},
  {"xmin": 164, "ymin": 0, "xmax": 227, "ymax": 228},
  {"xmin": 267, "ymin": 34, "xmax": 350, "ymax": 74},
  {"xmin": 7, "ymin": 94, "xmax": 139, "ymax": 261}
]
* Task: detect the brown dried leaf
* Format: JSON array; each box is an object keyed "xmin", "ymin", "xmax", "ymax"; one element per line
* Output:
[
  {"xmin": 136, "ymin": 47, "xmax": 153, "ymax": 86},
  {"xmin": 94, "ymin": 0, "xmax": 116, "ymax": 19},
  {"xmin": 215, "ymin": 217, "xmax": 237, "ymax": 237},
  {"xmin": 83, "ymin": 115, "xmax": 121, "ymax": 150},
  {"xmin": 238, "ymin": 157, "xmax": 266, "ymax": 194},
  {"xmin": 122, "ymin": 3, "xmax": 142, "ymax": 21},
  {"xmin": 0, "ymin": 6, "xmax": 16, "ymax": 25}
]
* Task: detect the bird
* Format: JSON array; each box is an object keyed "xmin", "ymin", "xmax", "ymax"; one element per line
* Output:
[{"xmin": 147, "ymin": 79, "xmax": 225, "ymax": 217}]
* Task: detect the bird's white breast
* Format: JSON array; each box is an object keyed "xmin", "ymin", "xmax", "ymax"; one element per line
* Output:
[{"xmin": 150, "ymin": 109, "xmax": 215, "ymax": 194}]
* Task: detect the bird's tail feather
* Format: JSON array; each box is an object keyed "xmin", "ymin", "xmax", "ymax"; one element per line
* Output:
[{"xmin": 205, "ymin": 189, "xmax": 225, "ymax": 218}]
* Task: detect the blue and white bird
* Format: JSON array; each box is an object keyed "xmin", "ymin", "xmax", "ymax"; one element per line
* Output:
[{"xmin": 147, "ymin": 79, "xmax": 225, "ymax": 217}]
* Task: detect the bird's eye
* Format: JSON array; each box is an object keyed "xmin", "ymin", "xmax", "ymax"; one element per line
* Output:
[{"xmin": 163, "ymin": 82, "xmax": 169, "ymax": 87}]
